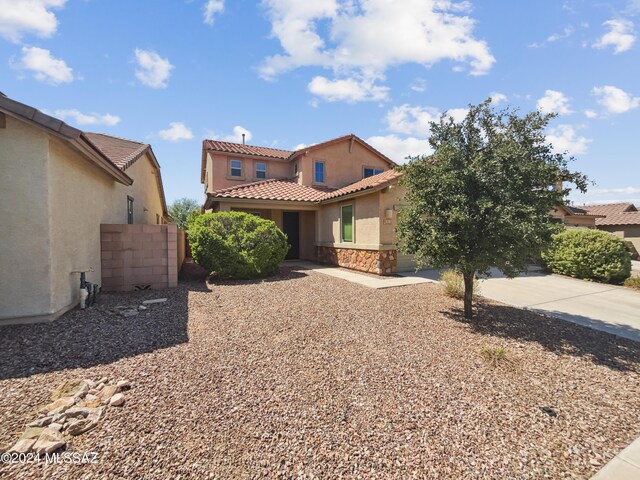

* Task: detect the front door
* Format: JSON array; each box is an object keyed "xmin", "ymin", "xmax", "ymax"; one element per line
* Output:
[{"xmin": 282, "ymin": 212, "xmax": 300, "ymax": 260}]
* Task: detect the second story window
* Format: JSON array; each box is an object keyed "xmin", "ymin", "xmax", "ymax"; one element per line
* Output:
[
  {"xmin": 314, "ymin": 161, "xmax": 325, "ymax": 183},
  {"xmin": 363, "ymin": 167, "xmax": 383, "ymax": 178},
  {"xmin": 229, "ymin": 159, "xmax": 243, "ymax": 177},
  {"xmin": 255, "ymin": 162, "xmax": 267, "ymax": 179}
]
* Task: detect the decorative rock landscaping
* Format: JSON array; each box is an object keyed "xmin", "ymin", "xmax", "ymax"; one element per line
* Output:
[{"xmin": 7, "ymin": 378, "xmax": 131, "ymax": 455}]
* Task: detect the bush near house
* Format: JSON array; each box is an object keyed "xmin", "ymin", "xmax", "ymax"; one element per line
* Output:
[
  {"xmin": 188, "ymin": 212, "xmax": 289, "ymax": 279},
  {"xmin": 542, "ymin": 229, "xmax": 631, "ymax": 284}
]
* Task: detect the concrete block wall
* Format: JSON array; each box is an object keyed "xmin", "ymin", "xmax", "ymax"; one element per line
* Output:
[{"xmin": 100, "ymin": 224, "xmax": 179, "ymax": 292}]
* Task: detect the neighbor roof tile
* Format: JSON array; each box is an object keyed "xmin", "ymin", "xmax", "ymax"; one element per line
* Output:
[
  {"xmin": 203, "ymin": 140, "xmax": 292, "ymax": 160},
  {"xmin": 209, "ymin": 179, "xmax": 333, "ymax": 202},
  {"xmin": 83, "ymin": 132, "xmax": 149, "ymax": 170}
]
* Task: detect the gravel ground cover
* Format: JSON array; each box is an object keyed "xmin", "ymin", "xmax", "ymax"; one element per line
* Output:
[{"xmin": 1, "ymin": 265, "xmax": 639, "ymax": 479}]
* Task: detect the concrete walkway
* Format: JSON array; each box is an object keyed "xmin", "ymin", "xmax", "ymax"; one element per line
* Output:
[{"xmin": 591, "ymin": 436, "xmax": 640, "ymax": 479}]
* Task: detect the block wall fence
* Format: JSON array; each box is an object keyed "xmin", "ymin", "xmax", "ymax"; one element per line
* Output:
[{"xmin": 100, "ymin": 224, "xmax": 181, "ymax": 292}]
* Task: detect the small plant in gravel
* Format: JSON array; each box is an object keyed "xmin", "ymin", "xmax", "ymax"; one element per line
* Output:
[
  {"xmin": 624, "ymin": 276, "xmax": 640, "ymax": 290},
  {"xmin": 542, "ymin": 229, "xmax": 631, "ymax": 284},
  {"xmin": 188, "ymin": 211, "xmax": 289, "ymax": 280},
  {"xmin": 480, "ymin": 346, "xmax": 516, "ymax": 369},
  {"xmin": 440, "ymin": 269, "xmax": 479, "ymax": 299}
]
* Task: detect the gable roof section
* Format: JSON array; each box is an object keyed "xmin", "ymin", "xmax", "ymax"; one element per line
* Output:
[
  {"xmin": 0, "ymin": 94, "xmax": 132, "ymax": 185},
  {"xmin": 322, "ymin": 169, "xmax": 403, "ymax": 201},
  {"xmin": 205, "ymin": 169, "xmax": 402, "ymax": 209},
  {"xmin": 593, "ymin": 211, "xmax": 640, "ymax": 226},
  {"xmin": 582, "ymin": 203, "xmax": 637, "ymax": 217},
  {"xmin": 83, "ymin": 132, "xmax": 149, "ymax": 170},
  {"xmin": 288, "ymin": 133, "xmax": 398, "ymax": 167}
]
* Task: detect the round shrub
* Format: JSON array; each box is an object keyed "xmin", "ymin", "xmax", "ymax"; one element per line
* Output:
[
  {"xmin": 188, "ymin": 212, "xmax": 289, "ymax": 279},
  {"xmin": 541, "ymin": 229, "xmax": 631, "ymax": 284}
]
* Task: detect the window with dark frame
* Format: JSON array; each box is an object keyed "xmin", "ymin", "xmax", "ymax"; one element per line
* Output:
[
  {"xmin": 341, "ymin": 204, "xmax": 353, "ymax": 242},
  {"xmin": 230, "ymin": 159, "xmax": 243, "ymax": 177},
  {"xmin": 255, "ymin": 162, "xmax": 267, "ymax": 179},
  {"xmin": 314, "ymin": 161, "xmax": 325, "ymax": 183},
  {"xmin": 127, "ymin": 196, "xmax": 134, "ymax": 224},
  {"xmin": 363, "ymin": 167, "xmax": 384, "ymax": 178},
  {"xmin": 156, "ymin": 213, "xmax": 160, "ymax": 224}
]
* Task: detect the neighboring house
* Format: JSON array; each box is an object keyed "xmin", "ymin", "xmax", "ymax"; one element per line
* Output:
[
  {"xmin": 201, "ymin": 134, "xmax": 415, "ymax": 273},
  {"xmin": 0, "ymin": 94, "xmax": 169, "ymax": 324},
  {"xmin": 583, "ymin": 203, "xmax": 640, "ymax": 257},
  {"xmin": 549, "ymin": 204, "xmax": 602, "ymax": 228}
]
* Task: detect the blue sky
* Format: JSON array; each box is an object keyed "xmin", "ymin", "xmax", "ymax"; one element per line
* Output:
[{"xmin": 1, "ymin": 0, "xmax": 639, "ymax": 206}]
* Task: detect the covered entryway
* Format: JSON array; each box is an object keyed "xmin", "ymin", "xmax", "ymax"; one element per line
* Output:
[{"xmin": 282, "ymin": 211, "xmax": 300, "ymax": 260}]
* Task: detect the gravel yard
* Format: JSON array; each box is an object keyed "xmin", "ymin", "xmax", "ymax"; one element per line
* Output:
[{"xmin": 1, "ymin": 265, "xmax": 639, "ymax": 479}]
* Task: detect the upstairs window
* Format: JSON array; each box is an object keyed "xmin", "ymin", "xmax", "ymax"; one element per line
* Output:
[
  {"xmin": 127, "ymin": 196, "xmax": 134, "ymax": 224},
  {"xmin": 229, "ymin": 159, "xmax": 243, "ymax": 177},
  {"xmin": 314, "ymin": 161, "xmax": 325, "ymax": 183},
  {"xmin": 363, "ymin": 167, "xmax": 383, "ymax": 178},
  {"xmin": 341, "ymin": 204, "xmax": 353, "ymax": 242},
  {"xmin": 255, "ymin": 162, "xmax": 267, "ymax": 179}
]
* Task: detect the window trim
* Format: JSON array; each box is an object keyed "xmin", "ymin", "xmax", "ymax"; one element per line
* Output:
[
  {"xmin": 254, "ymin": 162, "xmax": 267, "ymax": 180},
  {"xmin": 340, "ymin": 203, "xmax": 354, "ymax": 243},
  {"xmin": 313, "ymin": 160, "xmax": 325, "ymax": 184},
  {"xmin": 363, "ymin": 166, "xmax": 384, "ymax": 178},
  {"xmin": 228, "ymin": 158, "xmax": 244, "ymax": 179},
  {"xmin": 127, "ymin": 196, "xmax": 134, "ymax": 224}
]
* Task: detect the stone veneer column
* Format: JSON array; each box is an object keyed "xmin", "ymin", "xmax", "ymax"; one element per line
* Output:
[{"xmin": 315, "ymin": 246, "xmax": 397, "ymax": 275}]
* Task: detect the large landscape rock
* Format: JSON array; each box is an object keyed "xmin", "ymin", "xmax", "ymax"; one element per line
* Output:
[
  {"xmin": 50, "ymin": 379, "xmax": 88, "ymax": 401},
  {"xmin": 32, "ymin": 429, "xmax": 65, "ymax": 455}
]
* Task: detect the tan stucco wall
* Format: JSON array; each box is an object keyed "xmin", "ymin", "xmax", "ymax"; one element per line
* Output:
[
  {"xmin": 0, "ymin": 116, "xmax": 53, "ymax": 319},
  {"xmin": 598, "ymin": 225, "xmax": 640, "ymax": 256},
  {"xmin": 206, "ymin": 152, "xmax": 291, "ymax": 192},
  {"xmin": 318, "ymin": 192, "xmax": 383, "ymax": 248},
  {"xmin": 295, "ymin": 140, "xmax": 390, "ymax": 188},
  {"xmin": 0, "ymin": 116, "xmax": 167, "ymax": 321},
  {"xmin": 48, "ymin": 141, "xmax": 166, "ymax": 314}
]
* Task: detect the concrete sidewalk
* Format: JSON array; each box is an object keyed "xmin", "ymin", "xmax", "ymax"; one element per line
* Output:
[{"xmin": 591, "ymin": 436, "xmax": 640, "ymax": 479}]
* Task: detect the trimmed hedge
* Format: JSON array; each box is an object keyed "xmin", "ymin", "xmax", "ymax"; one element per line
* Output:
[
  {"xmin": 188, "ymin": 212, "xmax": 289, "ymax": 279},
  {"xmin": 541, "ymin": 228, "xmax": 631, "ymax": 284}
]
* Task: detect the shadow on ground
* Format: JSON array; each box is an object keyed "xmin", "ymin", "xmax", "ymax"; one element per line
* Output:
[{"xmin": 445, "ymin": 302, "xmax": 640, "ymax": 373}]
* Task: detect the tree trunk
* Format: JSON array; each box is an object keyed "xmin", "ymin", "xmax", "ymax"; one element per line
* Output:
[{"xmin": 462, "ymin": 271, "xmax": 474, "ymax": 319}]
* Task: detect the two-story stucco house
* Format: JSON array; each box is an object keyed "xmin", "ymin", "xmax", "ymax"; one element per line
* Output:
[
  {"xmin": 0, "ymin": 93, "xmax": 169, "ymax": 324},
  {"xmin": 202, "ymin": 134, "xmax": 417, "ymax": 274}
]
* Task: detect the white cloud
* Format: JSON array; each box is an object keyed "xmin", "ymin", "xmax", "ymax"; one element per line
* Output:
[
  {"xmin": 584, "ymin": 109, "xmax": 598, "ymax": 119},
  {"xmin": 0, "ymin": 0, "xmax": 65, "ymax": 43},
  {"xmin": 134, "ymin": 49, "xmax": 173, "ymax": 89},
  {"xmin": 55, "ymin": 109, "xmax": 120, "ymax": 126},
  {"xmin": 292, "ymin": 143, "xmax": 308, "ymax": 150},
  {"xmin": 589, "ymin": 187, "xmax": 640, "ymax": 196},
  {"xmin": 547, "ymin": 25, "xmax": 575, "ymax": 43},
  {"xmin": 308, "ymin": 75, "xmax": 389, "ymax": 102},
  {"xmin": 547, "ymin": 124, "xmax": 590, "ymax": 155},
  {"xmin": 446, "ymin": 107, "xmax": 468, "ymax": 123},
  {"xmin": 366, "ymin": 135, "xmax": 432, "ymax": 164},
  {"xmin": 410, "ymin": 78, "xmax": 427, "ymax": 93},
  {"xmin": 158, "ymin": 122, "xmax": 194, "ymax": 142},
  {"xmin": 593, "ymin": 19, "xmax": 636, "ymax": 53},
  {"xmin": 260, "ymin": 0, "xmax": 494, "ymax": 102},
  {"xmin": 210, "ymin": 125, "xmax": 253, "ymax": 143},
  {"xmin": 592, "ymin": 85, "xmax": 640, "ymax": 114},
  {"xmin": 490, "ymin": 92, "xmax": 507, "ymax": 105},
  {"xmin": 536, "ymin": 89, "xmax": 572, "ymax": 115},
  {"xmin": 385, "ymin": 104, "xmax": 440, "ymax": 136},
  {"xmin": 203, "ymin": 0, "xmax": 224, "ymax": 25},
  {"xmin": 14, "ymin": 46, "xmax": 73, "ymax": 84}
]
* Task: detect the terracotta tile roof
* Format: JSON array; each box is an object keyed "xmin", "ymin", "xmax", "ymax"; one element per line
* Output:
[
  {"xmin": 562, "ymin": 205, "xmax": 603, "ymax": 217},
  {"xmin": 594, "ymin": 211, "xmax": 640, "ymax": 226},
  {"xmin": 203, "ymin": 140, "xmax": 292, "ymax": 160},
  {"xmin": 83, "ymin": 132, "xmax": 149, "ymax": 170},
  {"xmin": 322, "ymin": 169, "xmax": 403, "ymax": 200},
  {"xmin": 582, "ymin": 203, "xmax": 637, "ymax": 217},
  {"xmin": 209, "ymin": 179, "xmax": 333, "ymax": 202}
]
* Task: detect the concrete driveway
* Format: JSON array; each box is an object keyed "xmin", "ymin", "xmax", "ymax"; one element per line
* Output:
[{"xmin": 402, "ymin": 268, "xmax": 640, "ymax": 342}]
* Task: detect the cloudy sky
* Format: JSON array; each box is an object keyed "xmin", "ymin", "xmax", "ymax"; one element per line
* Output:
[{"xmin": 1, "ymin": 0, "xmax": 638, "ymax": 205}]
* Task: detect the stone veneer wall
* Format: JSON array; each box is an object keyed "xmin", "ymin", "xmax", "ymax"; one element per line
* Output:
[
  {"xmin": 100, "ymin": 224, "xmax": 179, "ymax": 292},
  {"xmin": 315, "ymin": 246, "xmax": 397, "ymax": 275}
]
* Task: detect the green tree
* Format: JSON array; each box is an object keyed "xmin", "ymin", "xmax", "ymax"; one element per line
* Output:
[
  {"xmin": 168, "ymin": 198, "xmax": 200, "ymax": 230},
  {"xmin": 397, "ymin": 100, "xmax": 588, "ymax": 319}
]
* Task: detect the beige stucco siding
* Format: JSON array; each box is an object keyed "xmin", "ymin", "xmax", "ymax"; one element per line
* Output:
[
  {"xmin": 206, "ymin": 152, "xmax": 291, "ymax": 192},
  {"xmin": 599, "ymin": 225, "xmax": 640, "ymax": 255},
  {"xmin": 318, "ymin": 192, "xmax": 382, "ymax": 248},
  {"xmin": 296, "ymin": 140, "xmax": 390, "ymax": 188},
  {"xmin": 0, "ymin": 117, "xmax": 53, "ymax": 319},
  {"xmin": 116, "ymin": 151, "xmax": 165, "ymax": 225}
]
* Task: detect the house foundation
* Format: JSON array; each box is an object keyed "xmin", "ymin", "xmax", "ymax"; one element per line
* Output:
[{"xmin": 315, "ymin": 246, "xmax": 397, "ymax": 275}]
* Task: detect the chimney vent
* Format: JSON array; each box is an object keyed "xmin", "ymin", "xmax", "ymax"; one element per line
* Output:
[{"xmin": 242, "ymin": 133, "xmax": 245, "ymax": 145}]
